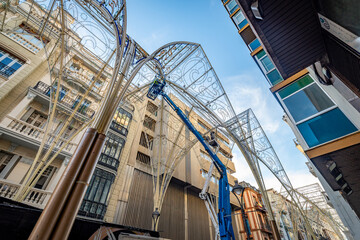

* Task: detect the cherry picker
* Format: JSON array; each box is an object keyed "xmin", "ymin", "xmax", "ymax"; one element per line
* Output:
[{"xmin": 147, "ymin": 77, "xmax": 235, "ymax": 240}]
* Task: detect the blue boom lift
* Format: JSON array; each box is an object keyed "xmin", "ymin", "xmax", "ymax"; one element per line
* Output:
[{"xmin": 147, "ymin": 77, "xmax": 235, "ymax": 240}]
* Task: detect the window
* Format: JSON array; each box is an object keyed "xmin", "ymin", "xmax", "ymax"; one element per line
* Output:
[
  {"xmin": 146, "ymin": 102, "xmax": 158, "ymax": 116},
  {"xmin": 219, "ymin": 148, "xmax": 232, "ymax": 161},
  {"xmin": 0, "ymin": 48, "xmax": 25, "ymax": 78},
  {"xmin": 47, "ymin": 84, "xmax": 68, "ymax": 101},
  {"xmin": 136, "ymin": 151, "xmax": 151, "ymax": 165},
  {"xmin": 78, "ymin": 99, "xmax": 91, "ymax": 114},
  {"xmin": 5, "ymin": 23, "xmax": 49, "ymax": 53},
  {"xmin": 139, "ymin": 132, "xmax": 153, "ymax": 150},
  {"xmin": 278, "ymin": 75, "xmax": 357, "ymax": 147},
  {"xmin": 34, "ymin": 166, "xmax": 56, "ymax": 189},
  {"xmin": 249, "ymin": 38, "xmax": 261, "ymax": 51},
  {"xmin": 143, "ymin": 115, "xmax": 156, "ymax": 131},
  {"xmin": 232, "ymin": 11, "xmax": 248, "ymax": 30},
  {"xmin": 110, "ymin": 108, "xmax": 132, "ymax": 136},
  {"xmin": 218, "ymin": 136, "xmax": 230, "ymax": 147},
  {"xmin": 72, "ymin": 96, "xmax": 91, "ymax": 115},
  {"xmin": 200, "ymin": 169, "xmax": 219, "ymax": 185},
  {"xmin": 198, "ymin": 120, "xmax": 209, "ymax": 131},
  {"xmin": 255, "ymin": 50, "xmax": 283, "ymax": 85},
  {"xmin": 79, "ymin": 168, "xmax": 115, "ymax": 219},
  {"xmin": 20, "ymin": 109, "xmax": 48, "ymax": 137},
  {"xmin": 226, "ymin": 0, "xmax": 239, "ymax": 15},
  {"xmin": 200, "ymin": 151, "xmax": 212, "ymax": 162},
  {"xmin": 0, "ymin": 151, "xmax": 15, "ymax": 177},
  {"xmin": 113, "ymin": 108, "xmax": 132, "ymax": 129},
  {"xmin": 99, "ymin": 133, "xmax": 125, "ymax": 170}
]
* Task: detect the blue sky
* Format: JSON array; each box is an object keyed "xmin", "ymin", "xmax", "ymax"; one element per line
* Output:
[{"xmin": 126, "ymin": 0, "xmax": 319, "ymax": 190}]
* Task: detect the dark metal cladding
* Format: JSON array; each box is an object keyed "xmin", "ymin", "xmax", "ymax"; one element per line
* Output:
[
  {"xmin": 323, "ymin": 31, "xmax": 360, "ymax": 94},
  {"xmin": 310, "ymin": 143, "xmax": 360, "ymax": 217},
  {"xmin": 237, "ymin": 0, "xmax": 326, "ymax": 79}
]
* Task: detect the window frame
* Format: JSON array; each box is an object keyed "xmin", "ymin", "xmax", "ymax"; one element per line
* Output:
[
  {"xmin": 226, "ymin": 0, "xmax": 239, "ymax": 15},
  {"xmin": 0, "ymin": 48, "xmax": 25, "ymax": 78},
  {"xmin": 232, "ymin": 10, "xmax": 247, "ymax": 30},
  {"xmin": 277, "ymin": 75, "xmax": 357, "ymax": 148},
  {"xmin": 254, "ymin": 50, "xmax": 283, "ymax": 86},
  {"xmin": 278, "ymin": 79, "xmax": 337, "ymax": 125}
]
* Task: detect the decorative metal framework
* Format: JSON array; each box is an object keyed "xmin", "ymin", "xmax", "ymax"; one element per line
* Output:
[
  {"xmin": 0, "ymin": 0, "xmax": 346, "ymax": 238},
  {"xmin": 280, "ymin": 184, "xmax": 346, "ymax": 240}
]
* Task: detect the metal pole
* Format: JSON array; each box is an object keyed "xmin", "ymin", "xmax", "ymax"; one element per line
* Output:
[
  {"xmin": 232, "ymin": 190, "xmax": 250, "ymax": 240},
  {"xmin": 28, "ymin": 128, "xmax": 97, "ymax": 240},
  {"xmin": 240, "ymin": 190, "xmax": 251, "ymax": 240},
  {"xmin": 51, "ymin": 133, "xmax": 106, "ymax": 239}
]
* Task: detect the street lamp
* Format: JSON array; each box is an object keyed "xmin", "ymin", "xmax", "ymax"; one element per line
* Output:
[
  {"xmin": 232, "ymin": 180, "xmax": 251, "ymax": 240},
  {"xmin": 152, "ymin": 208, "xmax": 160, "ymax": 231}
]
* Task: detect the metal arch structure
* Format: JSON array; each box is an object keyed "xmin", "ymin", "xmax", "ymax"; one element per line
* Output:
[
  {"xmin": 223, "ymin": 109, "xmax": 318, "ymax": 239},
  {"xmin": 6, "ymin": 0, "xmax": 133, "ymax": 202},
  {"xmin": 280, "ymin": 184, "xmax": 346, "ymax": 240},
  {"xmin": 223, "ymin": 109, "xmax": 345, "ymax": 240},
  {"xmin": 0, "ymin": 0, "xmax": 344, "ymax": 238}
]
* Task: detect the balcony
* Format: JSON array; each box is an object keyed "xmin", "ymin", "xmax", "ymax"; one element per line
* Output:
[
  {"xmin": 78, "ymin": 199, "xmax": 107, "ymax": 220},
  {"xmin": 2, "ymin": 115, "xmax": 77, "ymax": 154},
  {"xmin": 63, "ymin": 67, "xmax": 103, "ymax": 100},
  {"xmin": 98, "ymin": 153, "xmax": 119, "ymax": 171},
  {"xmin": 0, "ymin": 179, "xmax": 51, "ymax": 209},
  {"xmin": 260, "ymin": 222, "xmax": 273, "ymax": 233},
  {"xmin": 2, "ymin": 31, "xmax": 42, "ymax": 54},
  {"xmin": 109, "ymin": 121, "xmax": 128, "ymax": 137},
  {"xmin": 32, "ymin": 81, "xmax": 95, "ymax": 119}
]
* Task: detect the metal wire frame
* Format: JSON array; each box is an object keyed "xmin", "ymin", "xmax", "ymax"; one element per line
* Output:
[
  {"xmin": 1, "ymin": 0, "xmax": 344, "ymax": 237},
  {"xmin": 7, "ymin": 0, "xmax": 128, "ymax": 201}
]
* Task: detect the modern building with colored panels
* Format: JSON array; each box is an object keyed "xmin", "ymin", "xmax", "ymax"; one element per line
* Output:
[
  {"xmin": 221, "ymin": 0, "xmax": 360, "ymax": 239},
  {"xmin": 234, "ymin": 181, "xmax": 274, "ymax": 240}
]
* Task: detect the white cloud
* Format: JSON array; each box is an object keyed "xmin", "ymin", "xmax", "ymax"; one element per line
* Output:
[
  {"xmin": 262, "ymin": 170, "xmax": 320, "ymax": 192},
  {"xmin": 224, "ymin": 73, "xmax": 282, "ymax": 134}
]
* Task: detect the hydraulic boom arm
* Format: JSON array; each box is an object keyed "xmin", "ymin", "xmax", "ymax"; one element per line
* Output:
[{"xmin": 147, "ymin": 79, "xmax": 235, "ymax": 240}]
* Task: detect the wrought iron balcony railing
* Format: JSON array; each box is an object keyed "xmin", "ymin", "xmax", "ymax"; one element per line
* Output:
[
  {"xmin": 78, "ymin": 199, "xmax": 107, "ymax": 220},
  {"xmin": 0, "ymin": 179, "xmax": 52, "ymax": 209},
  {"xmin": 98, "ymin": 153, "xmax": 119, "ymax": 171},
  {"xmin": 33, "ymin": 81, "xmax": 95, "ymax": 118}
]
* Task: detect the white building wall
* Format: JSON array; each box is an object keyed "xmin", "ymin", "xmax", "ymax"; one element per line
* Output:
[{"xmin": 307, "ymin": 161, "xmax": 360, "ymax": 240}]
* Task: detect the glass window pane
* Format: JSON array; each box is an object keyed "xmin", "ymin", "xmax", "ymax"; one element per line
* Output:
[
  {"xmin": 238, "ymin": 19, "xmax": 248, "ymax": 29},
  {"xmin": 94, "ymin": 178, "xmax": 106, "ymax": 202},
  {"xmin": 100, "ymin": 180, "xmax": 111, "ymax": 203},
  {"xmin": 1, "ymin": 57, "xmax": 12, "ymax": 66},
  {"xmin": 233, "ymin": 11, "xmax": 245, "ymax": 25},
  {"xmin": 256, "ymin": 50, "xmax": 266, "ymax": 59},
  {"xmin": 11, "ymin": 62, "xmax": 23, "ymax": 71},
  {"xmin": 249, "ymin": 39, "xmax": 261, "ymax": 51},
  {"xmin": 278, "ymin": 75, "xmax": 313, "ymax": 99},
  {"xmin": 283, "ymin": 83, "xmax": 334, "ymax": 122},
  {"xmin": 266, "ymin": 69, "xmax": 283, "ymax": 85},
  {"xmin": 260, "ymin": 56, "xmax": 275, "ymax": 72},
  {"xmin": 88, "ymin": 176, "xmax": 100, "ymax": 201},
  {"xmin": 298, "ymin": 108, "xmax": 357, "ymax": 147}
]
